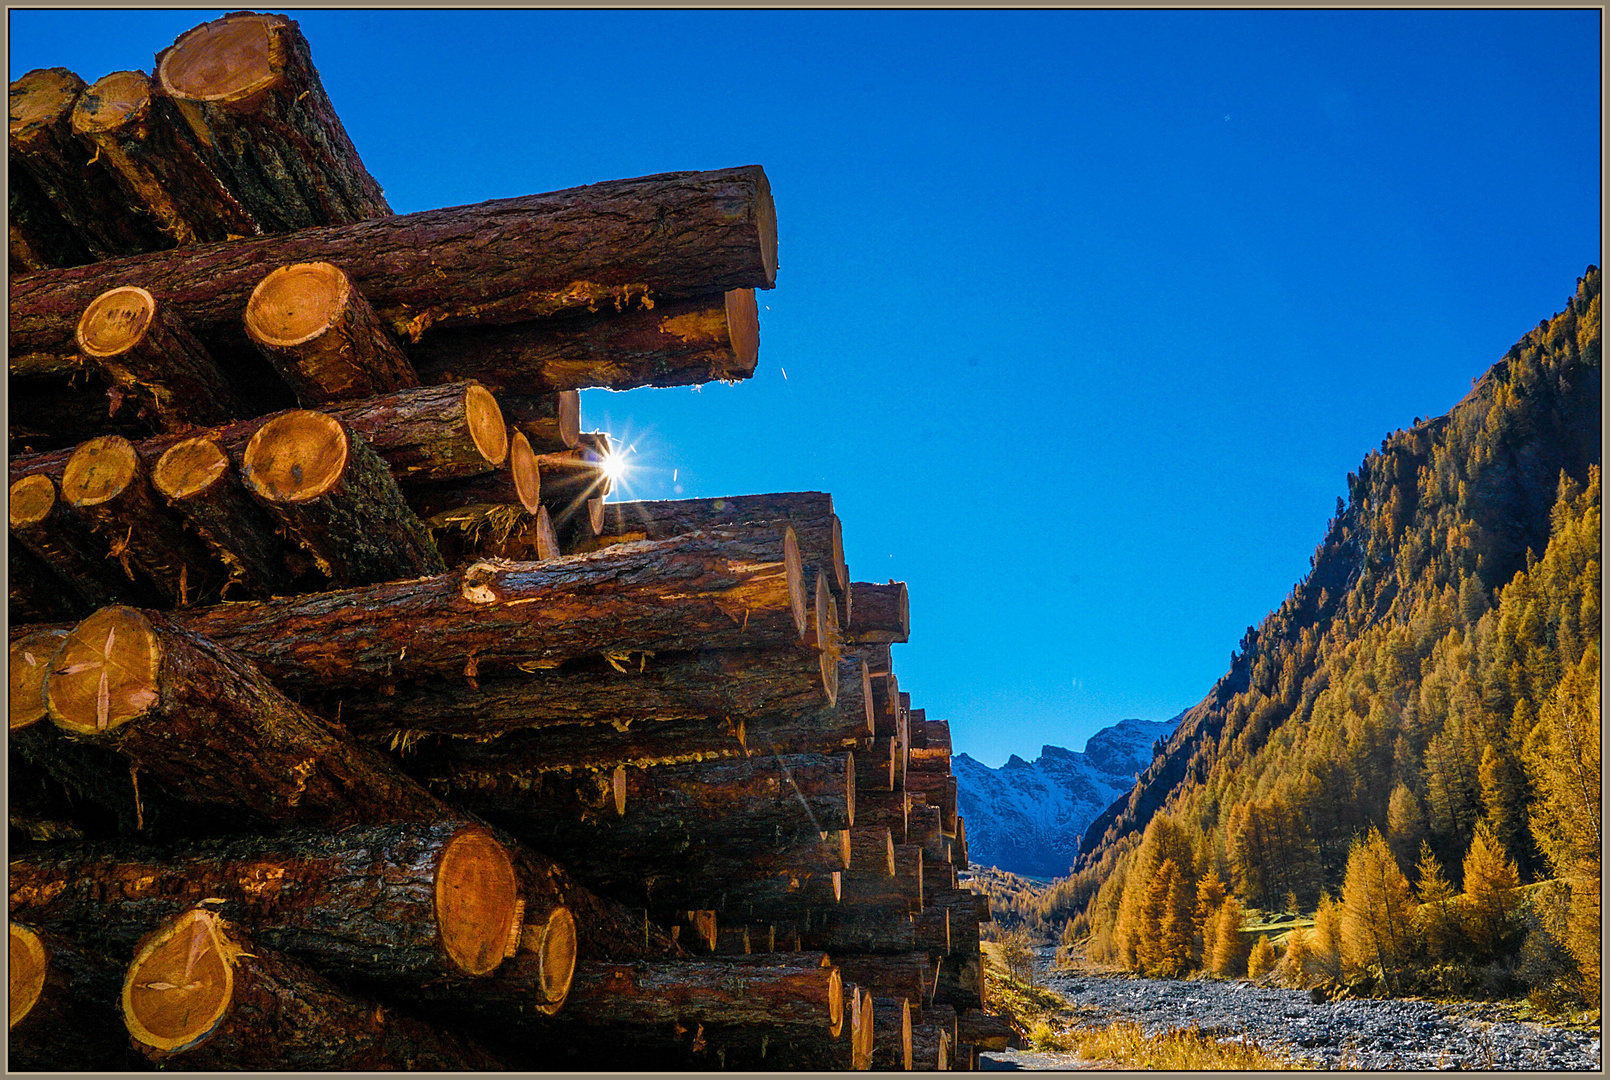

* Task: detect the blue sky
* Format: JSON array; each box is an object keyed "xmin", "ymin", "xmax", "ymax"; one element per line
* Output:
[{"xmin": 11, "ymin": 9, "xmax": 1601, "ymax": 766}]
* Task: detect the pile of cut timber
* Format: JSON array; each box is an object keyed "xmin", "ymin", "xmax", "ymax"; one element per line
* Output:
[{"xmin": 9, "ymin": 11, "xmax": 998, "ymax": 1071}]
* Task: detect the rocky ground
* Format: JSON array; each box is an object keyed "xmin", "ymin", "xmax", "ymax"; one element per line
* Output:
[{"xmin": 981, "ymin": 949, "xmax": 1601, "ymax": 1070}]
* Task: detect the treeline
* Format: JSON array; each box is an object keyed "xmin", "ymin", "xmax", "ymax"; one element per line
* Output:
[{"xmin": 1067, "ymin": 268, "xmax": 1600, "ymax": 1004}]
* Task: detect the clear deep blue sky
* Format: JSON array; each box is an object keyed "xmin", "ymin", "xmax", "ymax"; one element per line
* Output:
[{"xmin": 11, "ymin": 10, "xmax": 1601, "ymax": 766}]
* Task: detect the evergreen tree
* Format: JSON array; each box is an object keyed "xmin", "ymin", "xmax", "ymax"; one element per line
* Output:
[
  {"xmin": 1461, "ymin": 821, "xmax": 1521, "ymax": 962},
  {"xmin": 1413, "ymin": 842, "xmax": 1463, "ymax": 962},
  {"xmin": 1247, "ymin": 935, "xmax": 1278, "ymax": 978},
  {"xmin": 1340, "ymin": 828, "xmax": 1417, "ymax": 993},
  {"xmin": 1309, "ymin": 892, "xmax": 1344, "ymax": 981},
  {"xmin": 1209, "ymin": 896, "xmax": 1251, "ymax": 977}
]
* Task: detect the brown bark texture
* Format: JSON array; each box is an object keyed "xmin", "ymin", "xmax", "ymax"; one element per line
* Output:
[
  {"xmin": 7, "ymin": 923, "xmax": 149, "ymax": 1071},
  {"xmin": 122, "ymin": 909, "xmax": 503, "ymax": 1069},
  {"xmin": 905, "ymin": 772, "xmax": 959, "ymax": 832},
  {"xmin": 805, "ymin": 903, "xmax": 918, "ymax": 956},
  {"xmin": 10, "ymin": 473, "xmax": 162, "ymax": 610},
  {"xmin": 12, "ymin": 166, "xmax": 777, "ymax": 374},
  {"xmin": 44, "ymin": 605, "xmax": 448, "ymax": 830},
  {"xmin": 910, "ymin": 1023, "xmax": 953, "ymax": 1070},
  {"xmin": 856, "ymin": 737, "xmax": 898, "ymax": 793},
  {"xmin": 409, "ymin": 288, "xmax": 761, "ymax": 394},
  {"xmin": 426, "ymin": 503, "xmax": 560, "ymax": 567},
  {"xmin": 910, "ymin": 801, "xmax": 946, "ymax": 863},
  {"xmin": 872, "ymin": 995, "xmax": 913, "ymax": 1070},
  {"xmin": 153, "ymin": 436, "xmax": 299, "ymax": 597},
  {"xmin": 323, "ymin": 379, "xmax": 507, "ymax": 481},
  {"xmin": 850, "ymin": 826, "xmax": 897, "ymax": 877},
  {"xmin": 241, "ymin": 412, "xmax": 445, "ymax": 586},
  {"xmin": 956, "ymin": 1009, "xmax": 1014, "ymax": 1051},
  {"xmin": 831, "ymin": 952, "xmax": 935, "ymax": 1006},
  {"xmin": 70, "ymin": 68, "xmax": 261, "ymax": 245},
  {"xmin": 168, "ymin": 525, "xmax": 805, "ymax": 690},
  {"xmin": 7, "ymin": 543, "xmax": 92, "ymax": 623},
  {"xmin": 562, "ymin": 954, "xmax": 841, "ymax": 1030},
  {"xmin": 910, "ymin": 717, "xmax": 953, "ymax": 771},
  {"xmin": 9, "ymin": 67, "xmax": 169, "ymax": 260},
  {"xmin": 933, "ymin": 952, "xmax": 985, "ymax": 1010},
  {"xmin": 497, "ymin": 389, "xmax": 578, "ymax": 452},
  {"xmin": 9, "ymin": 164, "xmax": 94, "ymax": 273},
  {"xmin": 894, "ymin": 844, "xmax": 925, "ymax": 909},
  {"xmin": 153, "ymin": 12, "xmax": 392, "ymax": 231},
  {"xmin": 9, "ymin": 820, "xmax": 519, "ymax": 983},
  {"xmin": 847, "ymin": 580, "xmax": 910, "ymax": 643},
  {"xmin": 854, "ymin": 789, "xmax": 909, "ymax": 845}
]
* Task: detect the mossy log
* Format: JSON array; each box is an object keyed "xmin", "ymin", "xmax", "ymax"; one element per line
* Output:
[
  {"xmin": 153, "ymin": 12, "xmax": 392, "ymax": 231},
  {"xmin": 12, "ymin": 166, "xmax": 776, "ymax": 374},
  {"xmin": 121, "ymin": 908, "xmax": 503, "ymax": 1069},
  {"xmin": 44, "ymin": 605, "xmax": 448, "ymax": 829}
]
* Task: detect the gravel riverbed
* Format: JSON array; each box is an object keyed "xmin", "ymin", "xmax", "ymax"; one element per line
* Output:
[{"xmin": 983, "ymin": 956, "xmax": 1600, "ymax": 1071}]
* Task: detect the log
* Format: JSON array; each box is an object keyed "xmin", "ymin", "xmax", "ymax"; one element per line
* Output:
[
  {"xmin": 405, "ymin": 427, "xmax": 543, "ymax": 518},
  {"xmin": 915, "ymin": 906, "xmax": 952, "ymax": 954},
  {"xmin": 45, "ymin": 605, "xmax": 448, "ymax": 829},
  {"xmin": 399, "ymin": 281, "xmax": 761, "ymax": 392},
  {"xmin": 668, "ymin": 910, "xmax": 719, "ymax": 955},
  {"xmin": 805, "ymin": 902, "xmax": 916, "ymax": 955},
  {"xmin": 61, "ymin": 435, "xmax": 228, "ymax": 605},
  {"xmin": 563, "ymin": 955, "xmax": 842, "ymax": 1032},
  {"xmin": 870, "ymin": 670, "xmax": 900, "ymax": 736},
  {"xmin": 847, "ymin": 640, "xmax": 893, "ymax": 676},
  {"xmin": 13, "ymin": 166, "xmax": 777, "ymax": 374},
  {"xmin": 841, "ymin": 869, "xmax": 915, "ymax": 911},
  {"xmin": 911, "ymin": 717, "xmax": 953, "ymax": 771},
  {"xmin": 9, "ymin": 820, "xmax": 522, "ymax": 983},
  {"xmin": 9, "ymin": 923, "xmax": 148, "ymax": 1070},
  {"xmin": 748, "ymin": 925, "xmax": 777, "ymax": 954},
  {"xmin": 9, "ymin": 67, "xmax": 166, "ymax": 260},
  {"xmin": 895, "ymin": 844, "xmax": 925, "ymax": 909},
  {"xmin": 906, "ymin": 772, "xmax": 959, "ymax": 832},
  {"xmin": 930, "ymin": 888, "xmax": 993, "ymax": 928},
  {"xmin": 857, "ymin": 736, "xmax": 898, "ymax": 793},
  {"xmin": 323, "ymin": 379, "xmax": 508, "ymax": 481},
  {"xmin": 855, "ymin": 789, "xmax": 909, "ymax": 845},
  {"xmin": 500, "ymin": 389, "xmax": 578, "ymax": 452},
  {"xmin": 240, "ymin": 410, "xmax": 445, "ymax": 586},
  {"xmin": 7, "ymin": 543, "xmax": 91, "ymax": 623},
  {"xmin": 956, "ymin": 1009, "xmax": 1014, "ymax": 1052},
  {"xmin": 714, "ymin": 926, "xmax": 751, "ymax": 955},
  {"xmin": 848, "ymin": 580, "xmax": 910, "ymax": 643},
  {"xmin": 925, "ymin": 858, "xmax": 960, "ymax": 898},
  {"xmin": 245, "ymin": 261, "xmax": 419, "ymax": 403},
  {"xmin": 911, "ymin": 1023, "xmax": 953, "ymax": 1070},
  {"xmin": 70, "ymin": 68, "xmax": 260, "ymax": 245},
  {"xmin": 10, "ymin": 473, "xmax": 159, "ymax": 609},
  {"xmin": 428, "ymin": 502, "xmax": 560, "ymax": 566},
  {"xmin": 584, "ymin": 490, "xmax": 847, "ymax": 602},
  {"xmin": 933, "ymin": 952, "xmax": 985, "ymax": 1010},
  {"xmin": 537, "ymin": 439, "xmax": 608, "ymax": 537},
  {"xmin": 169, "ymin": 524, "xmax": 806, "ymax": 689},
  {"xmin": 153, "ymin": 12, "xmax": 391, "ymax": 230},
  {"xmin": 656, "ymin": 868, "xmax": 842, "ymax": 925},
  {"xmin": 9, "ymin": 164, "xmax": 94, "ymax": 273},
  {"xmin": 805, "ymin": 571, "xmax": 844, "ymax": 707},
  {"xmin": 152, "ymin": 435, "xmax": 298, "ymax": 596},
  {"xmin": 11, "ymin": 626, "xmax": 67, "ymax": 729},
  {"xmin": 850, "ymin": 826, "xmax": 896, "ymax": 877},
  {"xmin": 926, "ymin": 1002, "xmax": 960, "ymax": 1051},
  {"xmin": 831, "ymin": 952, "xmax": 935, "ymax": 1005},
  {"xmin": 846, "ymin": 984, "xmax": 876, "ymax": 1070},
  {"xmin": 872, "ymin": 995, "xmax": 913, "ymax": 1070},
  {"xmin": 122, "ymin": 908, "xmax": 502, "ymax": 1069},
  {"xmin": 911, "ymin": 800, "xmax": 946, "ymax": 863}
]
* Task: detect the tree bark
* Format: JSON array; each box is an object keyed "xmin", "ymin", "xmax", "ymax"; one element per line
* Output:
[
  {"xmin": 12, "ymin": 166, "xmax": 777, "ymax": 374},
  {"xmin": 44, "ymin": 605, "xmax": 449, "ymax": 829},
  {"xmin": 957, "ymin": 1009, "xmax": 1014, "ymax": 1051},
  {"xmin": 8, "ymin": 922, "xmax": 149, "ymax": 1071},
  {"xmin": 122, "ymin": 908, "xmax": 503, "ymax": 1069},
  {"xmin": 9, "ymin": 67, "xmax": 168, "ymax": 260},
  {"xmin": 169, "ymin": 525, "xmax": 806, "ymax": 689},
  {"xmin": 850, "ymin": 826, "xmax": 896, "ymax": 877},
  {"xmin": 924, "ymin": 858, "xmax": 959, "ymax": 898},
  {"xmin": 240, "ymin": 410, "xmax": 445, "ymax": 586},
  {"xmin": 405, "ymin": 427, "xmax": 544, "ymax": 517},
  {"xmin": 562, "ymin": 955, "xmax": 842, "ymax": 1031},
  {"xmin": 153, "ymin": 12, "xmax": 392, "ymax": 231},
  {"xmin": 152, "ymin": 435, "xmax": 299, "ymax": 596},
  {"xmin": 7, "ymin": 544, "xmax": 92, "ymax": 623},
  {"xmin": 848, "ymin": 580, "xmax": 910, "ymax": 643},
  {"xmin": 497, "ymin": 389, "xmax": 578, "ymax": 452},
  {"xmin": 911, "ymin": 801, "xmax": 946, "ymax": 863},
  {"xmin": 857, "ymin": 736, "xmax": 898, "ymax": 793},
  {"xmin": 905, "ymin": 772, "xmax": 959, "ymax": 832},
  {"xmin": 911, "ymin": 1023, "xmax": 953, "ymax": 1070},
  {"xmin": 245, "ymin": 261, "xmax": 419, "ymax": 403},
  {"xmin": 847, "ymin": 640, "xmax": 893, "ymax": 676},
  {"xmin": 70, "ymin": 68, "xmax": 261, "ymax": 245},
  {"xmin": 411, "ymin": 287, "xmax": 760, "ymax": 396},
  {"xmin": 870, "ymin": 671, "xmax": 901, "ymax": 737},
  {"xmin": 929, "ymin": 887, "xmax": 992, "ymax": 929},
  {"xmin": 59, "ymin": 435, "xmax": 226, "ymax": 606},
  {"xmin": 9, "ymin": 164, "xmax": 94, "ymax": 273},
  {"xmin": 855, "ymin": 789, "xmax": 909, "ymax": 845},
  {"xmin": 324, "ymin": 379, "xmax": 508, "ymax": 480},
  {"xmin": 872, "ymin": 994, "xmax": 913, "ymax": 1070},
  {"xmin": 894, "ymin": 844, "xmax": 925, "ymax": 909},
  {"xmin": 911, "ymin": 716, "xmax": 953, "ymax": 771},
  {"xmin": 10, "ymin": 820, "xmax": 522, "ymax": 982},
  {"xmin": 840, "ymin": 869, "xmax": 916, "ymax": 910},
  {"xmin": 805, "ymin": 903, "xmax": 917, "ymax": 955},
  {"xmin": 914, "ymin": 907, "xmax": 952, "ymax": 954},
  {"xmin": 933, "ymin": 952, "xmax": 985, "ymax": 1010},
  {"xmin": 714, "ymin": 926, "xmax": 751, "ymax": 954},
  {"xmin": 426, "ymin": 502, "xmax": 560, "ymax": 567},
  {"xmin": 831, "ymin": 952, "xmax": 935, "ymax": 1006},
  {"xmin": 9, "ymin": 475, "xmax": 156, "ymax": 610}
]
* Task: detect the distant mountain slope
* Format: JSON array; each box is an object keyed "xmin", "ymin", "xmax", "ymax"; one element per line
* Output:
[{"xmin": 955, "ymin": 715, "xmax": 1179, "ymax": 878}]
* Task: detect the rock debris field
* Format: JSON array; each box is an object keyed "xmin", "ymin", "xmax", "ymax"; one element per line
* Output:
[{"xmin": 984, "ymin": 965, "xmax": 1601, "ymax": 1071}]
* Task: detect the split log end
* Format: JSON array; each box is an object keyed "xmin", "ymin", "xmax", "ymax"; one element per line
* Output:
[
  {"xmin": 9, "ymin": 627, "xmax": 69, "ymax": 731},
  {"xmin": 45, "ymin": 605, "xmax": 161, "ymax": 736},
  {"xmin": 122, "ymin": 907, "xmax": 235, "ymax": 1054}
]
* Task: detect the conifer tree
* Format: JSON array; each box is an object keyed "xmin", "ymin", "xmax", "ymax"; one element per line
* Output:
[
  {"xmin": 1247, "ymin": 935, "xmax": 1278, "ymax": 978},
  {"xmin": 1310, "ymin": 892, "xmax": 1344, "ymax": 980},
  {"xmin": 1340, "ymin": 828, "xmax": 1417, "ymax": 993},
  {"xmin": 1413, "ymin": 841, "xmax": 1462, "ymax": 962},
  {"xmin": 1278, "ymin": 927, "xmax": 1313, "ymax": 987},
  {"xmin": 1385, "ymin": 783, "xmax": 1427, "ymax": 870},
  {"xmin": 1461, "ymin": 820, "xmax": 1521, "ymax": 961},
  {"xmin": 1209, "ymin": 896, "xmax": 1251, "ymax": 977}
]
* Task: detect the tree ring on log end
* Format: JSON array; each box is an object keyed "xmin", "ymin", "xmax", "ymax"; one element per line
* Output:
[
  {"xmin": 122, "ymin": 908, "xmax": 234, "ymax": 1054},
  {"xmin": 755, "ymin": 170, "xmax": 778, "ymax": 287},
  {"xmin": 9, "ymin": 474, "xmax": 59, "ymax": 529},
  {"xmin": 245, "ymin": 263, "xmax": 351, "ymax": 348},
  {"xmin": 158, "ymin": 13, "xmax": 283, "ymax": 106},
  {"xmin": 76, "ymin": 287, "xmax": 156, "ymax": 359},
  {"xmin": 827, "ymin": 964, "xmax": 844, "ymax": 1037},
  {"xmin": 62, "ymin": 436, "xmax": 140, "ymax": 509},
  {"xmin": 154, "ymin": 437, "xmax": 232, "ymax": 501},
  {"xmin": 10, "ymin": 628, "xmax": 69, "ymax": 732},
  {"xmin": 725, "ymin": 289, "xmax": 760, "ymax": 371},
  {"xmin": 9, "ymin": 68, "xmax": 81, "ymax": 144},
  {"xmin": 810, "ymin": 573, "xmax": 840, "ymax": 707},
  {"xmin": 71, "ymin": 70, "xmax": 151, "ymax": 134},
  {"xmin": 843, "ymin": 755, "xmax": 856, "ymax": 829},
  {"xmin": 434, "ymin": 827, "xmax": 520, "ymax": 977},
  {"xmin": 508, "ymin": 430, "xmax": 542, "ymax": 515},
  {"xmin": 611, "ymin": 766, "xmax": 628, "ymax": 816},
  {"xmin": 557, "ymin": 391, "xmax": 581, "ymax": 449},
  {"xmin": 464, "ymin": 383, "xmax": 509, "ymax": 468},
  {"xmin": 242, "ymin": 411, "xmax": 349, "ymax": 504},
  {"xmin": 10, "ymin": 923, "xmax": 48, "ymax": 1030},
  {"xmin": 782, "ymin": 525, "xmax": 807, "ymax": 639},
  {"xmin": 533, "ymin": 906, "xmax": 578, "ymax": 1013},
  {"xmin": 46, "ymin": 606, "xmax": 162, "ymax": 736}
]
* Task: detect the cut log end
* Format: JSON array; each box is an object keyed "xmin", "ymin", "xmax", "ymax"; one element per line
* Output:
[
  {"xmin": 75, "ymin": 286, "xmax": 157, "ymax": 358},
  {"xmin": 153, "ymin": 437, "xmax": 231, "ymax": 501},
  {"xmin": 755, "ymin": 170, "xmax": 778, "ymax": 287},
  {"xmin": 508, "ymin": 430, "xmax": 542, "ymax": 514},
  {"xmin": 828, "ymin": 965, "xmax": 845, "ymax": 1037},
  {"xmin": 557, "ymin": 391, "xmax": 581, "ymax": 448},
  {"xmin": 10, "ymin": 923, "xmax": 48, "ymax": 1030},
  {"xmin": 9, "ymin": 474, "xmax": 58, "ymax": 528},
  {"xmin": 611, "ymin": 765, "xmax": 628, "ymax": 816},
  {"xmin": 465, "ymin": 383, "xmax": 509, "ymax": 467},
  {"xmin": 9, "ymin": 67, "xmax": 82, "ymax": 142},
  {"xmin": 61, "ymin": 435, "xmax": 140, "ymax": 509},
  {"xmin": 246, "ymin": 262, "xmax": 351, "ymax": 349},
  {"xmin": 45, "ymin": 605, "xmax": 161, "ymax": 736},
  {"xmin": 242, "ymin": 411, "xmax": 349, "ymax": 504},
  {"xmin": 9, "ymin": 628, "xmax": 68, "ymax": 731},
  {"xmin": 70, "ymin": 70, "xmax": 150, "ymax": 134},
  {"xmin": 534, "ymin": 906, "xmax": 578, "ymax": 1010},
  {"xmin": 784, "ymin": 525, "xmax": 806, "ymax": 638},
  {"xmin": 725, "ymin": 289, "xmax": 760, "ymax": 371},
  {"xmin": 434, "ymin": 827, "xmax": 521, "ymax": 977},
  {"xmin": 122, "ymin": 908, "xmax": 234, "ymax": 1053},
  {"xmin": 158, "ymin": 12, "xmax": 282, "ymax": 105}
]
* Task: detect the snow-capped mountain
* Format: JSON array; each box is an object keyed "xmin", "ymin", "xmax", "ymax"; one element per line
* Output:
[{"xmin": 953, "ymin": 715, "xmax": 1181, "ymax": 879}]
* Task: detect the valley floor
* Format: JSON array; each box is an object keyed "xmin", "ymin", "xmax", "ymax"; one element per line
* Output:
[{"xmin": 981, "ymin": 950, "xmax": 1600, "ymax": 1071}]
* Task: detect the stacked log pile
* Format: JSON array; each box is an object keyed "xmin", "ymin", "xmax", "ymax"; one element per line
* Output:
[{"xmin": 9, "ymin": 10, "xmax": 995, "ymax": 1071}]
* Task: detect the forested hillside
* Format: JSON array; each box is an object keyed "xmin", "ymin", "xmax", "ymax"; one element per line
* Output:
[{"xmin": 1068, "ymin": 268, "xmax": 1600, "ymax": 1001}]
